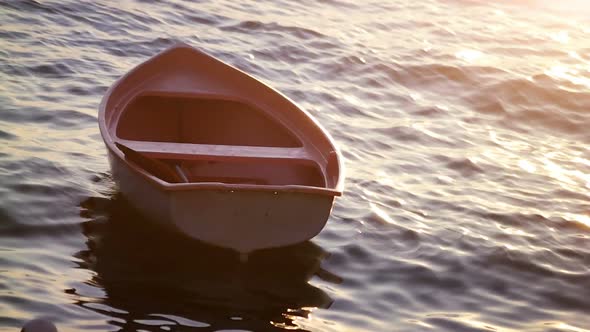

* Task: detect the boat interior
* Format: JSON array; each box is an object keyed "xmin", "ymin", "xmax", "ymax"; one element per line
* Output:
[{"xmin": 115, "ymin": 94, "xmax": 327, "ymax": 187}]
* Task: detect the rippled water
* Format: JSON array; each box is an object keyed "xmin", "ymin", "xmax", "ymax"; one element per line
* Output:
[{"xmin": 1, "ymin": 0, "xmax": 590, "ymax": 331}]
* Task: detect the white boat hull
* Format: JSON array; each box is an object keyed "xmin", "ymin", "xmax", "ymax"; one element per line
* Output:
[
  {"xmin": 109, "ymin": 151, "xmax": 335, "ymax": 253},
  {"xmin": 100, "ymin": 43, "xmax": 344, "ymax": 253}
]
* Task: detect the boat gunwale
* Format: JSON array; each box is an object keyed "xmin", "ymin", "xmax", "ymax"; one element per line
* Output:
[
  {"xmin": 99, "ymin": 42, "xmax": 345, "ymax": 197},
  {"xmin": 123, "ymin": 162, "xmax": 342, "ymax": 196}
]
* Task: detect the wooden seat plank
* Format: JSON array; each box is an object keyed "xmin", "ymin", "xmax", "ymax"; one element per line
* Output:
[{"xmin": 118, "ymin": 139, "xmax": 310, "ymax": 162}]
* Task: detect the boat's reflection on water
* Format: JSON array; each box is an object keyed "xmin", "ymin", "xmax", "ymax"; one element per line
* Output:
[{"xmin": 75, "ymin": 195, "xmax": 338, "ymax": 331}]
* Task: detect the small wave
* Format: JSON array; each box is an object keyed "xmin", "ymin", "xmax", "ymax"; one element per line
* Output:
[
  {"xmin": 412, "ymin": 105, "xmax": 449, "ymax": 117},
  {"xmin": 28, "ymin": 62, "xmax": 76, "ymax": 78},
  {"xmin": 472, "ymin": 99, "xmax": 507, "ymax": 115},
  {"xmin": 0, "ymin": 0, "xmax": 59, "ymax": 15},
  {"xmin": 65, "ymin": 85, "xmax": 92, "ymax": 96},
  {"xmin": 0, "ymin": 205, "xmax": 16, "ymax": 226},
  {"xmin": 102, "ymin": 37, "xmax": 178, "ymax": 58},
  {"xmin": 0, "ymin": 30, "xmax": 29, "ymax": 40},
  {"xmin": 550, "ymin": 189, "xmax": 590, "ymax": 202},
  {"xmin": 221, "ymin": 20, "xmax": 325, "ymax": 40},
  {"xmin": 181, "ymin": 12, "xmax": 221, "ymax": 25},
  {"xmin": 425, "ymin": 316, "xmax": 492, "ymax": 332},
  {"xmin": 398, "ymin": 260, "xmax": 467, "ymax": 291},
  {"xmin": 374, "ymin": 62, "xmax": 504, "ymax": 88},
  {"xmin": 477, "ymin": 247, "xmax": 590, "ymax": 310},
  {"xmin": 490, "ymin": 46, "xmax": 567, "ymax": 58},
  {"xmin": 343, "ymin": 242, "xmax": 374, "ymax": 262},
  {"xmin": 553, "ymin": 247, "xmax": 588, "ymax": 261},
  {"xmin": 0, "ymin": 63, "xmax": 30, "ymax": 77},
  {"xmin": 264, "ymin": 44, "xmax": 321, "ymax": 63},
  {"xmin": 41, "ymin": 1, "xmax": 162, "ymax": 33},
  {"xmin": 0, "ymin": 157, "xmax": 66, "ymax": 178},
  {"xmin": 468, "ymin": 77, "xmax": 590, "ymax": 138},
  {"xmin": 485, "ymin": 247, "xmax": 557, "ymax": 277},
  {"xmin": 9, "ymin": 182, "xmax": 69, "ymax": 196},
  {"xmin": 445, "ymin": 157, "xmax": 484, "ymax": 177},
  {"xmin": 0, "ymin": 129, "xmax": 17, "ymax": 140},
  {"xmin": 477, "ymin": 211, "xmax": 550, "ymax": 228},
  {"xmin": 405, "ymin": 64, "xmax": 477, "ymax": 84},
  {"xmin": 0, "ymin": 108, "xmax": 96, "ymax": 127},
  {"xmin": 316, "ymin": 0, "xmax": 358, "ymax": 8},
  {"xmin": 373, "ymin": 125, "xmax": 453, "ymax": 147},
  {"xmin": 510, "ymin": 107, "xmax": 587, "ymax": 139}
]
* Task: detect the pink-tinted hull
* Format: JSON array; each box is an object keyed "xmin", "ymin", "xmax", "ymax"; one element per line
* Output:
[
  {"xmin": 108, "ymin": 150, "xmax": 334, "ymax": 252},
  {"xmin": 99, "ymin": 43, "xmax": 344, "ymax": 253}
]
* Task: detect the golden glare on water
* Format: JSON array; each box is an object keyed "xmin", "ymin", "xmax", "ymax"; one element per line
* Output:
[
  {"xmin": 565, "ymin": 213, "xmax": 590, "ymax": 229},
  {"xmin": 554, "ymin": 322, "xmax": 590, "ymax": 332},
  {"xmin": 455, "ymin": 49, "xmax": 483, "ymax": 63},
  {"xmin": 530, "ymin": 0, "xmax": 590, "ymax": 13},
  {"xmin": 549, "ymin": 31, "xmax": 570, "ymax": 44},
  {"xmin": 370, "ymin": 201, "xmax": 394, "ymax": 224},
  {"xmin": 546, "ymin": 65, "xmax": 590, "ymax": 90}
]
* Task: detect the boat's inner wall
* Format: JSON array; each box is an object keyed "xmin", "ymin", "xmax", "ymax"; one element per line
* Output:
[
  {"xmin": 117, "ymin": 95, "xmax": 302, "ymax": 147},
  {"xmin": 170, "ymin": 159, "xmax": 325, "ymax": 187}
]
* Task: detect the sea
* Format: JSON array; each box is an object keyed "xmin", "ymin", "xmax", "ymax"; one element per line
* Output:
[{"xmin": 1, "ymin": 0, "xmax": 589, "ymax": 331}]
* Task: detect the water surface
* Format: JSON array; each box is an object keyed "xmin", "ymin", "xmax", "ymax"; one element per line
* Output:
[{"xmin": 1, "ymin": 0, "xmax": 590, "ymax": 331}]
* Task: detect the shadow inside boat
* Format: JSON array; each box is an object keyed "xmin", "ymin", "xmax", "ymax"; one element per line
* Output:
[{"xmin": 73, "ymin": 195, "xmax": 339, "ymax": 331}]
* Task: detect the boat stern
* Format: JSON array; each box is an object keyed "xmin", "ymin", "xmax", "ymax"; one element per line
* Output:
[{"xmin": 169, "ymin": 189, "xmax": 335, "ymax": 253}]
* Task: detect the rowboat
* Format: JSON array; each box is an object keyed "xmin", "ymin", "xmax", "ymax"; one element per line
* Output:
[{"xmin": 98, "ymin": 43, "xmax": 344, "ymax": 253}]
